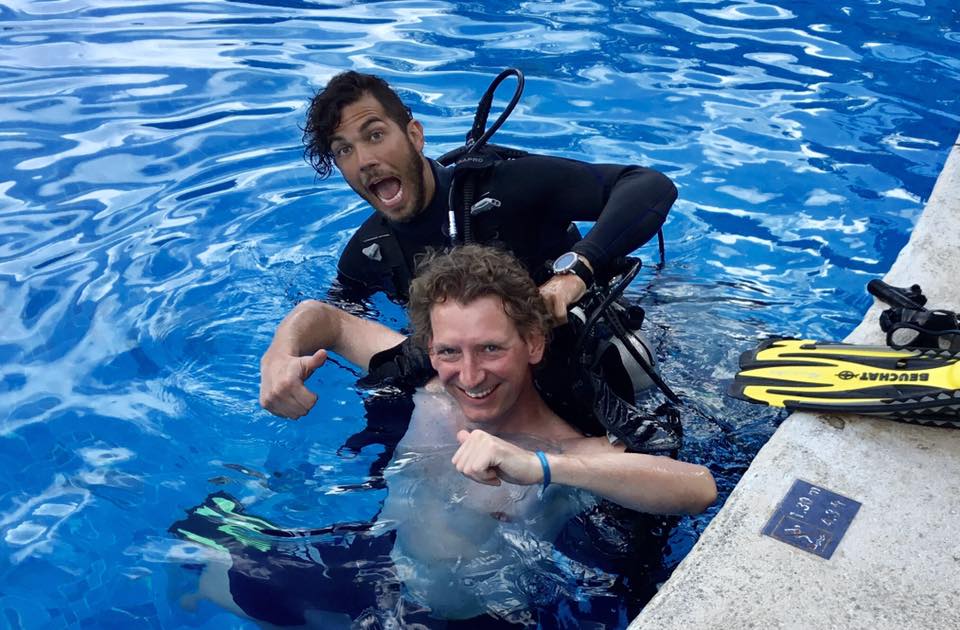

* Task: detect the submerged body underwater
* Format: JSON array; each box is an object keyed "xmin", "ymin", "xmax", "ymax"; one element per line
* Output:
[{"xmin": 1, "ymin": 0, "xmax": 959, "ymax": 628}]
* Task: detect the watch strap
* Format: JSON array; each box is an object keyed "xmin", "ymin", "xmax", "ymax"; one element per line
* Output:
[{"xmin": 554, "ymin": 253, "xmax": 594, "ymax": 288}]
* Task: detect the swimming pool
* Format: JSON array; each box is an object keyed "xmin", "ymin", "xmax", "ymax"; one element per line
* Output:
[{"xmin": 1, "ymin": 0, "xmax": 958, "ymax": 627}]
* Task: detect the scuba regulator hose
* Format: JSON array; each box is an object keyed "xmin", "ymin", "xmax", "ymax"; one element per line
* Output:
[
  {"xmin": 441, "ymin": 68, "xmax": 525, "ymax": 244},
  {"xmin": 573, "ymin": 259, "xmax": 683, "ymax": 406}
]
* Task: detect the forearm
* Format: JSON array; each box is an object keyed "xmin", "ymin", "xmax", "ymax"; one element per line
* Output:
[
  {"xmin": 547, "ymin": 451, "xmax": 716, "ymax": 515},
  {"xmin": 263, "ymin": 300, "xmax": 403, "ymax": 370},
  {"xmin": 265, "ymin": 300, "xmax": 343, "ymax": 358},
  {"xmin": 498, "ymin": 157, "xmax": 675, "ymax": 274},
  {"xmin": 572, "ymin": 167, "xmax": 677, "ymax": 272}
]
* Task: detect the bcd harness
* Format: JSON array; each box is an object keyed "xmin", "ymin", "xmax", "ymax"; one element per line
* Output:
[{"xmin": 363, "ymin": 68, "xmax": 684, "ymax": 437}]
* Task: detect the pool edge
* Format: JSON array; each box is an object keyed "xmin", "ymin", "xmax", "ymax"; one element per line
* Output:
[{"xmin": 629, "ymin": 131, "xmax": 960, "ymax": 630}]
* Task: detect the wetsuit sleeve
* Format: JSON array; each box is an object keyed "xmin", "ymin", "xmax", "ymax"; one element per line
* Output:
[
  {"xmin": 498, "ymin": 156, "xmax": 677, "ymax": 274},
  {"xmin": 569, "ymin": 165, "xmax": 677, "ymax": 274},
  {"xmin": 333, "ymin": 213, "xmax": 398, "ymax": 302}
]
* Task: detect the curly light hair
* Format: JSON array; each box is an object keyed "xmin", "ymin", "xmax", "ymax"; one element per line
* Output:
[{"xmin": 407, "ymin": 245, "xmax": 554, "ymax": 350}]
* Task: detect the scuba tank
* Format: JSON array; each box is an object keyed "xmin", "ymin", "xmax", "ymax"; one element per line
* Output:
[
  {"xmin": 569, "ymin": 258, "xmax": 681, "ymax": 406},
  {"xmin": 562, "ymin": 257, "xmax": 684, "ymax": 454}
]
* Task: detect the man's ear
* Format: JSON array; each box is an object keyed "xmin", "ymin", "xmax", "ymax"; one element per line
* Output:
[
  {"xmin": 526, "ymin": 331, "xmax": 546, "ymax": 365},
  {"xmin": 407, "ymin": 119, "xmax": 425, "ymax": 152}
]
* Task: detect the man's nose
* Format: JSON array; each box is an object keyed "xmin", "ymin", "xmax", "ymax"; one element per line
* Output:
[
  {"xmin": 458, "ymin": 354, "xmax": 485, "ymax": 388},
  {"xmin": 355, "ymin": 143, "xmax": 379, "ymax": 171}
]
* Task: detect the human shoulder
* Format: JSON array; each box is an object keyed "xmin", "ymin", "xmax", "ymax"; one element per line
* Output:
[
  {"xmin": 491, "ymin": 152, "xmax": 632, "ymax": 178},
  {"xmin": 337, "ymin": 213, "xmax": 397, "ymax": 290},
  {"xmin": 489, "ymin": 152, "xmax": 575, "ymax": 176},
  {"xmin": 484, "ymin": 154, "xmax": 635, "ymax": 208}
]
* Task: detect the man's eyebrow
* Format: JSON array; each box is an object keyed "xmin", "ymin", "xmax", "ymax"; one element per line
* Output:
[
  {"xmin": 329, "ymin": 116, "xmax": 386, "ymax": 145},
  {"xmin": 358, "ymin": 116, "xmax": 386, "ymax": 132}
]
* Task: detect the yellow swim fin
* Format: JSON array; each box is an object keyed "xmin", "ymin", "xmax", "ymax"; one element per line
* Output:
[{"xmin": 728, "ymin": 338, "xmax": 960, "ymax": 427}]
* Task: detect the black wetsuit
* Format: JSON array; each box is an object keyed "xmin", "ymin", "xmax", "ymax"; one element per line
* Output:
[
  {"xmin": 336, "ymin": 155, "xmax": 677, "ymax": 301},
  {"xmin": 336, "ymin": 154, "xmax": 682, "ymax": 454}
]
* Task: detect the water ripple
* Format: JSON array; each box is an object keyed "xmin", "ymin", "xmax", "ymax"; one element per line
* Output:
[
  {"xmin": 653, "ymin": 10, "xmax": 861, "ymax": 61},
  {"xmin": 0, "ymin": 0, "xmax": 957, "ymax": 627}
]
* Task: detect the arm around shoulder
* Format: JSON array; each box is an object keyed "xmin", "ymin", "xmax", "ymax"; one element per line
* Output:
[{"xmin": 571, "ymin": 165, "xmax": 678, "ymax": 274}]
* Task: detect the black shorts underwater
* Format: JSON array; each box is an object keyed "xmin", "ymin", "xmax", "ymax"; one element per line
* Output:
[{"xmin": 168, "ymin": 492, "xmax": 669, "ymax": 628}]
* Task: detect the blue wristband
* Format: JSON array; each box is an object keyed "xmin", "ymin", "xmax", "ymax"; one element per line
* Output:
[{"xmin": 534, "ymin": 450, "xmax": 551, "ymax": 489}]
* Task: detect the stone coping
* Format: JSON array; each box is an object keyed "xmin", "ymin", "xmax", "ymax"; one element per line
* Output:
[{"xmin": 630, "ymin": 132, "xmax": 960, "ymax": 630}]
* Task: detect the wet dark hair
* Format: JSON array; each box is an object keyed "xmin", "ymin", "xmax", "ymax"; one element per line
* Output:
[
  {"xmin": 302, "ymin": 71, "xmax": 413, "ymax": 179},
  {"xmin": 407, "ymin": 245, "xmax": 554, "ymax": 350}
]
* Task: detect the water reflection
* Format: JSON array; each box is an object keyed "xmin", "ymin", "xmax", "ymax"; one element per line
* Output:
[{"xmin": 0, "ymin": 0, "xmax": 957, "ymax": 626}]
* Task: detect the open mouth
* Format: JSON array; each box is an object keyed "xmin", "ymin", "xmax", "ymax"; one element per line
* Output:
[
  {"xmin": 369, "ymin": 176, "xmax": 402, "ymax": 206},
  {"xmin": 460, "ymin": 384, "xmax": 498, "ymax": 400}
]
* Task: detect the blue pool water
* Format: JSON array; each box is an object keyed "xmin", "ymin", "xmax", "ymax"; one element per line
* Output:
[{"xmin": 1, "ymin": 0, "xmax": 958, "ymax": 627}]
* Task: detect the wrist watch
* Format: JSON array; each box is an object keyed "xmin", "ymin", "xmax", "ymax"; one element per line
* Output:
[{"xmin": 551, "ymin": 252, "xmax": 594, "ymax": 288}]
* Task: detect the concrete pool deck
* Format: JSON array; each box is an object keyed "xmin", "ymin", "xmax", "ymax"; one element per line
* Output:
[{"xmin": 631, "ymin": 131, "xmax": 960, "ymax": 630}]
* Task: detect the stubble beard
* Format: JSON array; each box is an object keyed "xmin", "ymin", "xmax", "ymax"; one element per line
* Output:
[{"xmin": 367, "ymin": 139, "xmax": 427, "ymax": 223}]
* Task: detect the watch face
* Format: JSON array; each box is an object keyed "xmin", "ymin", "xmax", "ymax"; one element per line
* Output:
[{"xmin": 553, "ymin": 252, "xmax": 578, "ymax": 273}]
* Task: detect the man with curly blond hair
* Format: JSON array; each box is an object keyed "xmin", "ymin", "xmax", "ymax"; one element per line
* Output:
[
  {"xmin": 208, "ymin": 245, "xmax": 715, "ymax": 623},
  {"xmin": 261, "ymin": 245, "xmax": 714, "ymax": 515}
]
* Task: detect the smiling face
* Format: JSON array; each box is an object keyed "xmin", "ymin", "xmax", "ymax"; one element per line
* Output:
[
  {"xmin": 328, "ymin": 93, "xmax": 433, "ymax": 222},
  {"xmin": 428, "ymin": 295, "xmax": 545, "ymax": 428}
]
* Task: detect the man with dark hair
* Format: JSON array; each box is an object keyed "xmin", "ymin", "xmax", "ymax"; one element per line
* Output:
[
  {"xmin": 302, "ymin": 72, "xmax": 413, "ymax": 181},
  {"xmin": 302, "ymin": 70, "xmax": 675, "ymax": 307},
  {"xmin": 261, "ymin": 70, "xmax": 679, "ymax": 430}
]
